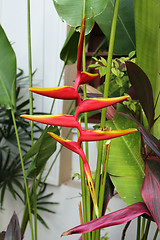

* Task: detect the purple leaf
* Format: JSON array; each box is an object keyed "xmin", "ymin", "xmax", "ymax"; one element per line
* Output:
[
  {"xmin": 126, "ymin": 61, "xmax": 154, "ymax": 128},
  {"xmin": 138, "ymin": 126, "xmax": 160, "ymax": 158},
  {"xmin": 61, "ymin": 202, "xmax": 150, "ymax": 236},
  {"xmin": 119, "ymin": 112, "xmax": 160, "ymax": 158},
  {"xmin": 141, "ymin": 157, "xmax": 160, "ymax": 231},
  {"xmin": 4, "ymin": 212, "xmax": 21, "ymax": 240}
]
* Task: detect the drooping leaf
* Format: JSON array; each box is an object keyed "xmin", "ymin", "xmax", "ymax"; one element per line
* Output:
[
  {"xmin": 4, "ymin": 212, "xmax": 21, "ymax": 240},
  {"xmin": 95, "ymin": 0, "xmax": 135, "ymax": 54},
  {"xmin": 60, "ymin": 27, "xmax": 80, "ymax": 65},
  {"xmin": 53, "ymin": 0, "xmax": 108, "ymax": 34},
  {"xmin": 107, "ymin": 104, "xmax": 145, "ymax": 205},
  {"xmin": 141, "ymin": 157, "xmax": 160, "ymax": 231},
  {"xmin": 126, "ymin": 61, "xmax": 155, "ymax": 128},
  {"xmin": 61, "ymin": 202, "xmax": 150, "ymax": 236},
  {"xmin": 0, "ymin": 25, "xmax": 16, "ymax": 109},
  {"xmin": 134, "ymin": 0, "xmax": 160, "ymax": 138},
  {"xmin": 26, "ymin": 126, "xmax": 59, "ymax": 177}
]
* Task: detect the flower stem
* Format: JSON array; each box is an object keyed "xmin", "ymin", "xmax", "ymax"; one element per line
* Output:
[
  {"xmin": 137, "ymin": 217, "xmax": 141, "ymax": 240},
  {"xmin": 27, "ymin": 0, "xmax": 37, "ymax": 239},
  {"xmin": 93, "ymin": 1, "xmax": 120, "ymax": 239},
  {"xmin": 11, "ymin": 109, "xmax": 34, "ymax": 240},
  {"xmin": 143, "ymin": 219, "xmax": 151, "ymax": 240}
]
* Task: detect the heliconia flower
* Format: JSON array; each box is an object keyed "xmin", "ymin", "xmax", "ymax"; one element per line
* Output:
[
  {"xmin": 48, "ymin": 132, "xmax": 99, "ymax": 218},
  {"xmin": 61, "ymin": 202, "xmax": 151, "ymax": 236},
  {"xmin": 75, "ymin": 96, "xmax": 129, "ymax": 119},
  {"xmin": 78, "ymin": 128, "xmax": 137, "ymax": 143},
  {"xmin": 21, "ymin": 114, "xmax": 82, "ymax": 133},
  {"xmin": 29, "ymin": 86, "xmax": 81, "ymax": 105}
]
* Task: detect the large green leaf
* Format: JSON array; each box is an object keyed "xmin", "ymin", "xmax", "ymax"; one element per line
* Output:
[
  {"xmin": 53, "ymin": 0, "xmax": 108, "ymax": 34},
  {"xmin": 25, "ymin": 126, "xmax": 60, "ymax": 177},
  {"xmin": 0, "ymin": 25, "xmax": 16, "ymax": 109},
  {"xmin": 107, "ymin": 104, "xmax": 145, "ymax": 205},
  {"xmin": 60, "ymin": 27, "xmax": 80, "ymax": 65},
  {"xmin": 134, "ymin": 0, "xmax": 160, "ymax": 138},
  {"xmin": 95, "ymin": 0, "xmax": 135, "ymax": 54}
]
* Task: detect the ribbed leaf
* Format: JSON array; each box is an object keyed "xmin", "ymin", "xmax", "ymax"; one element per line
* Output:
[
  {"xmin": 141, "ymin": 157, "xmax": 160, "ymax": 231},
  {"xmin": 0, "ymin": 25, "xmax": 16, "ymax": 109},
  {"xmin": 62, "ymin": 202, "xmax": 150, "ymax": 236},
  {"xmin": 107, "ymin": 104, "xmax": 145, "ymax": 205},
  {"xmin": 95, "ymin": 0, "xmax": 135, "ymax": 54}
]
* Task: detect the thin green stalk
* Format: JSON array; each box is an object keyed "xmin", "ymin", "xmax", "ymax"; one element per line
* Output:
[
  {"xmin": 153, "ymin": 228, "xmax": 159, "ymax": 240},
  {"xmin": 94, "ymin": 0, "xmax": 120, "ymax": 216},
  {"xmin": 143, "ymin": 220, "xmax": 151, "ymax": 240},
  {"xmin": 93, "ymin": 1, "xmax": 120, "ymax": 239},
  {"xmin": 27, "ymin": 1, "xmax": 37, "ymax": 239},
  {"xmin": 95, "ymin": 141, "xmax": 111, "ymax": 239},
  {"xmin": 137, "ymin": 217, "xmax": 141, "ymax": 240},
  {"xmin": 140, "ymin": 217, "xmax": 146, "ymax": 239},
  {"xmin": 11, "ymin": 109, "xmax": 34, "ymax": 240}
]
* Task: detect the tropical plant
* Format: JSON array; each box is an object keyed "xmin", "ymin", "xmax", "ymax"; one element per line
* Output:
[{"xmin": 1, "ymin": 0, "xmax": 160, "ymax": 239}]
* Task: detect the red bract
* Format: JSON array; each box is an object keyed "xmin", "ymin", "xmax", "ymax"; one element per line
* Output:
[
  {"xmin": 29, "ymin": 86, "xmax": 81, "ymax": 105},
  {"xmin": 48, "ymin": 132, "xmax": 99, "ymax": 217},
  {"xmin": 78, "ymin": 128, "xmax": 137, "ymax": 143},
  {"xmin": 75, "ymin": 96, "xmax": 129, "ymax": 119},
  {"xmin": 74, "ymin": 16, "xmax": 98, "ymax": 91},
  {"xmin": 21, "ymin": 114, "xmax": 82, "ymax": 133},
  {"xmin": 61, "ymin": 202, "xmax": 151, "ymax": 236}
]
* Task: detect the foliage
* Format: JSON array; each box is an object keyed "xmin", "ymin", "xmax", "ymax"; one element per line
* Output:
[{"xmin": 1, "ymin": 0, "xmax": 160, "ymax": 240}]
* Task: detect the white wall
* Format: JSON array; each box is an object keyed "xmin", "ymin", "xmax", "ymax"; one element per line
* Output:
[{"xmin": 0, "ymin": 0, "xmax": 66, "ymax": 186}]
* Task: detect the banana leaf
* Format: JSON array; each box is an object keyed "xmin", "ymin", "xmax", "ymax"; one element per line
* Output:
[
  {"xmin": 107, "ymin": 104, "xmax": 145, "ymax": 205},
  {"xmin": 134, "ymin": 0, "xmax": 160, "ymax": 138},
  {"xmin": 95, "ymin": 0, "xmax": 135, "ymax": 54},
  {"xmin": 53, "ymin": 0, "xmax": 108, "ymax": 34}
]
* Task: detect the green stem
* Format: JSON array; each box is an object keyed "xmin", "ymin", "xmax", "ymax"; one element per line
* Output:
[
  {"xmin": 140, "ymin": 217, "xmax": 146, "ymax": 239},
  {"xmin": 153, "ymin": 228, "xmax": 159, "ymax": 240},
  {"xmin": 94, "ymin": 0, "xmax": 120, "ymax": 216},
  {"xmin": 95, "ymin": 141, "xmax": 111, "ymax": 239},
  {"xmin": 93, "ymin": 1, "xmax": 120, "ymax": 239},
  {"xmin": 27, "ymin": 1, "xmax": 37, "ymax": 239},
  {"xmin": 11, "ymin": 109, "xmax": 34, "ymax": 240},
  {"xmin": 137, "ymin": 217, "xmax": 141, "ymax": 240},
  {"xmin": 143, "ymin": 219, "xmax": 151, "ymax": 240}
]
